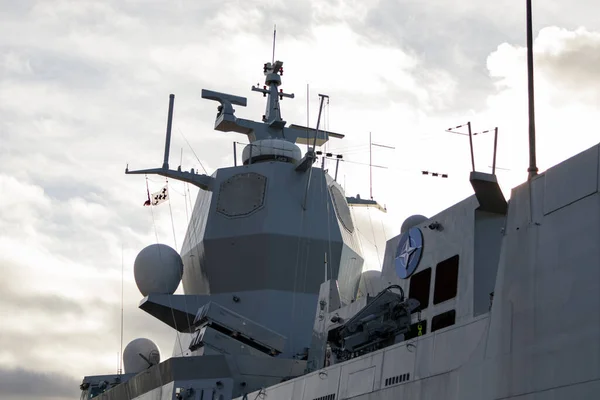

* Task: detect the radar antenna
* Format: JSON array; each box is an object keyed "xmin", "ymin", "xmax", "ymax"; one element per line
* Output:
[
  {"xmin": 251, "ymin": 60, "xmax": 294, "ymax": 127},
  {"xmin": 200, "ymin": 57, "xmax": 344, "ymax": 148}
]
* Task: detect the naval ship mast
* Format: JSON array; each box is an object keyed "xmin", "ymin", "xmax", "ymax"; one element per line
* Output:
[
  {"xmin": 103, "ymin": 56, "xmax": 370, "ymax": 399},
  {"xmin": 125, "ymin": 60, "xmax": 344, "ymax": 186}
]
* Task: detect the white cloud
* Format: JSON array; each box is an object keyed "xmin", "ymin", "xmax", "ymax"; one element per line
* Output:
[{"xmin": 483, "ymin": 26, "xmax": 600, "ymax": 177}]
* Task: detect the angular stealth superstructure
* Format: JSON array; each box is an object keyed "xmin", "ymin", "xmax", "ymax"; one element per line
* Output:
[
  {"xmin": 80, "ymin": 18, "xmax": 600, "ymax": 399},
  {"xmin": 87, "ymin": 59, "xmax": 371, "ymax": 399}
]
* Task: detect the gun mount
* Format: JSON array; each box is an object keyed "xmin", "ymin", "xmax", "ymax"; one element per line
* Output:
[
  {"xmin": 307, "ymin": 282, "xmax": 420, "ymax": 371},
  {"xmin": 328, "ymin": 285, "xmax": 419, "ymax": 362}
]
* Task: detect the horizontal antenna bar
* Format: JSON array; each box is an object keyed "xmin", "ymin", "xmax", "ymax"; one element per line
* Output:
[{"xmin": 371, "ymin": 143, "xmax": 395, "ymax": 149}]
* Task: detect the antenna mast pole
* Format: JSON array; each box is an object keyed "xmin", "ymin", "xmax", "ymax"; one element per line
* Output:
[
  {"xmin": 368, "ymin": 135, "xmax": 394, "ymax": 200},
  {"xmin": 526, "ymin": 0, "xmax": 538, "ymax": 179},
  {"xmin": 162, "ymin": 94, "xmax": 175, "ymax": 170},
  {"xmin": 492, "ymin": 127, "xmax": 499, "ymax": 175},
  {"xmin": 302, "ymin": 93, "xmax": 329, "ymax": 210},
  {"xmin": 119, "ymin": 244, "xmax": 124, "ymax": 376},
  {"xmin": 272, "ymin": 25, "xmax": 277, "ymax": 64},
  {"xmin": 306, "ymin": 84, "xmax": 310, "ymax": 152},
  {"xmin": 467, "ymin": 122, "xmax": 475, "ymax": 172},
  {"xmin": 369, "ymin": 132, "xmax": 373, "ymax": 200},
  {"xmin": 311, "ymin": 94, "xmax": 328, "ymax": 152}
]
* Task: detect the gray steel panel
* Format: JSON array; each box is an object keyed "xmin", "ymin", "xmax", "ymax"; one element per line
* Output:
[
  {"xmin": 302, "ymin": 366, "xmax": 342, "ymax": 400},
  {"xmin": 473, "ymin": 210, "xmax": 505, "ymax": 316},
  {"xmin": 330, "ymin": 184, "xmax": 354, "ymax": 232},
  {"xmin": 338, "ymin": 353, "xmax": 383, "ymax": 398},
  {"xmin": 543, "ymin": 144, "xmax": 598, "ymax": 215},
  {"xmin": 231, "ymin": 355, "xmax": 306, "ymax": 378},
  {"xmin": 486, "ymin": 161, "xmax": 600, "ymax": 399},
  {"xmin": 216, "ymin": 172, "xmax": 267, "ymax": 217}
]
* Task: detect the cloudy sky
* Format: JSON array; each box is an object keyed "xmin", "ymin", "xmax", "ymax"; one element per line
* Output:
[{"xmin": 1, "ymin": 0, "xmax": 599, "ymax": 398}]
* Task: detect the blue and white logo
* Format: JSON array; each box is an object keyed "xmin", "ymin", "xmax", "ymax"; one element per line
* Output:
[{"xmin": 394, "ymin": 227, "xmax": 424, "ymax": 279}]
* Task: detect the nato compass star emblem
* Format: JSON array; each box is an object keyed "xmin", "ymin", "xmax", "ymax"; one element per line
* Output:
[{"xmin": 394, "ymin": 227, "xmax": 424, "ymax": 279}]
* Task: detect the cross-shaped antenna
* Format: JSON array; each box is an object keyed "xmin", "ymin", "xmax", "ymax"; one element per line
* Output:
[{"xmin": 369, "ymin": 132, "xmax": 395, "ymax": 200}]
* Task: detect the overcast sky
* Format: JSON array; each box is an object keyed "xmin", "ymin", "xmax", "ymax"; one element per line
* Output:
[{"xmin": 1, "ymin": 1, "xmax": 599, "ymax": 399}]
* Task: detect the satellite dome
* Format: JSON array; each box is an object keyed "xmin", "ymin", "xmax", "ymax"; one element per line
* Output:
[
  {"xmin": 134, "ymin": 244, "xmax": 183, "ymax": 296},
  {"xmin": 401, "ymin": 215, "xmax": 428, "ymax": 234},
  {"xmin": 357, "ymin": 270, "xmax": 384, "ymax": 299},
  {"xmin": 242, "ymin": 138, "xmax": 301, "ymax": 164},
  {"xmin": 123, "ymin": 338, "xmax": 160, "ymax": 374}
]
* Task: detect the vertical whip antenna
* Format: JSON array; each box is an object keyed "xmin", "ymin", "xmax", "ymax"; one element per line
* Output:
[
  {"xmin": 119, "ymin": 243, "xmax": 124, "ymax": 376},
  {"xmin": 272, "ymin": 24, "xmax": 277, "ymax": 64},
  {"xmin": 369, "ymin": 132, "xmax": 372, "ymax": 200},
  {"xmin": 162, "ymin": 94, "xmax": 175, "ymax": 170},
  {"xmin": 306, "ymin": 83, "xmax": 310, "ymax": 152},
  {"xmin": 526, "ymin": 0, "xmax": 538, "ymax": 179},
  {"xmin": 369, "ymin": 134, "xmax": 395, "ymax": 200},
  {"xmin": 302, "ymin": 93, "xmax": 329, "ymax": 210}
]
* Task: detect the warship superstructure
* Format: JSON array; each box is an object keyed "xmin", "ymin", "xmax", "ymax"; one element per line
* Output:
[{"xmin": 80, "ymin": 21, "xmax": 600, "ymax": 400}]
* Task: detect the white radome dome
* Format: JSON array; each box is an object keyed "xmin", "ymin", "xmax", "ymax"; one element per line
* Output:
[
  {"xmin": 123, "ymin": 338, "xmax": 160, "ymax": 374},
  {"xmin": 401, "ymin": 214, "xmax": 428, "ymax": 234},
  {"xmin": 134, "ymin": 243, "xmax": 183, "ymax": 296},
  {"xmin": 357, "ymin": 270, "xmax": 384, "ymax": 299}
]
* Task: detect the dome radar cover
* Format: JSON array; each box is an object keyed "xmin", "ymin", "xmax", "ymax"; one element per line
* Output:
[{"xmin": 133, "ymin": 243, "xmax": 183, "ymax": 296}]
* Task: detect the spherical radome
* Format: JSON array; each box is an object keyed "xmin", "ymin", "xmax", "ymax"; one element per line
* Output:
[
  {"xmin": 357, "ymin": 270, "xmax": 384, "ymax": 299},
  {"xmin": 134, "ymin": 243, "xmax": 183, "ymax": 296},
  {"xmin": 123, "ymin": 338, "xmax": 160, "ymax": 374},
  {"xmin": 401, "ymin": 215, "xmax": 428, "ymax": 234}
]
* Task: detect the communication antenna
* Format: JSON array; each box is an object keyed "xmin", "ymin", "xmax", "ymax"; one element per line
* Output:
[
  {"xmin": 316, "ymin": 150, "xmax": 343, "ymax": 181},
  {"xmin": 446, "ymin": 123, "xmax": 500, "ymax": 175},
  {"xmin": 311, "ymin": 94, "xmax": 329, "ymax": 152},
  {"xmin": 526, "ymin": 0, "xmax": 538, "ymax": 179},
  {"xmin": 301, "ymin": 93, "xmax": 329, "ymax": 210},
  {"xmin": 272, "ymin": 24, "xmax": 277, "ymax": 64},
  {"xmin": 306, "ymin": 83, "xmax": 310, "ymax": 152},
  {"xmin": 472, "ymin": 127, "xmax": 499, "ymax": 175},
  {"xmin": 369, "ymin": 132, "xmax": 395, "ymax": 200},
  {"xmin": 446, "ymin": 122, "xmax": 475, "ymax": 172},
  {"xmin": 118, "ymin": 244, "xmax": 124, "ymax": 376}
]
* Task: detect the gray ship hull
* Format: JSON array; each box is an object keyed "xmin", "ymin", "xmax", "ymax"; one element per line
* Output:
[
  {"xmin": 82, "ymin": 48, "xmax": 600, "ymax": 400},
  {"xmin": 85, "ymin": 143, "xmax": 600, "ymax": 400},
  {"xmin": 236, "ymin": 143, "xmax": 600, "ymax": 400}
]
